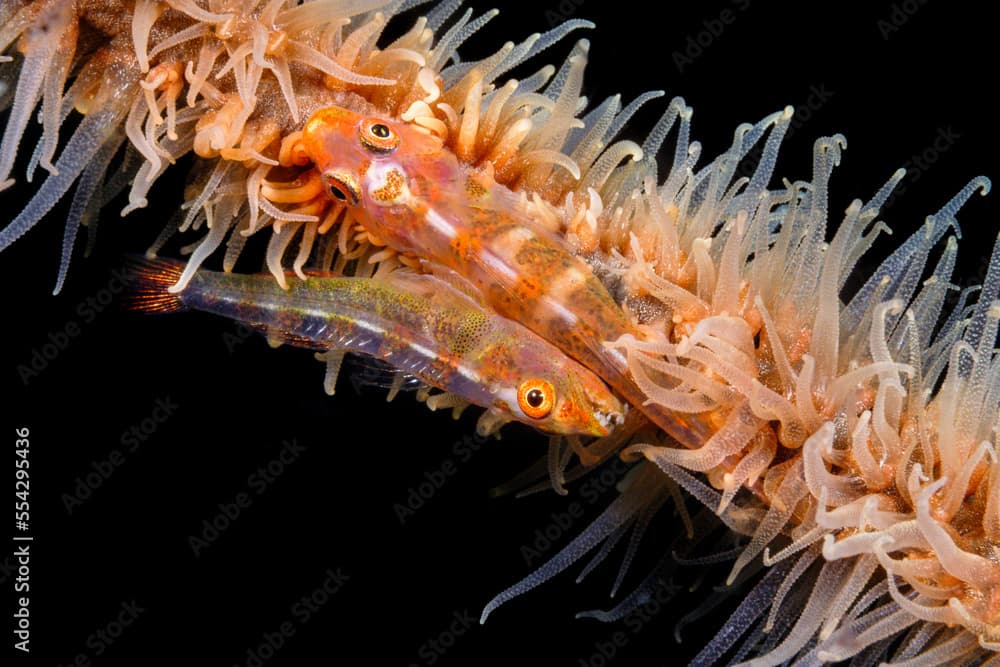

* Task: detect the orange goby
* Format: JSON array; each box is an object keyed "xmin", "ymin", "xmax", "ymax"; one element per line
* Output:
[{"xmin": 301, "ymin": 106, "xmax": 713, "ymax": 448}]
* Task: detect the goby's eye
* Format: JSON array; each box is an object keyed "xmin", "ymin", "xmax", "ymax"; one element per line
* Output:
[
  {"xmin": 517, "ymin": 379, "xmax": 555, "ymax": 420},
  {"xmin": 359, "ymin": 119, "xmax": 400, "ymax": 154},
  {"xmin": 322, "ymin": 171, "xmax": 360, "ymax": 206}
]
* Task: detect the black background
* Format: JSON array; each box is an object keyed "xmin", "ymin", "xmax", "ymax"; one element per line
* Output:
[{"xmin": 4, "ymin": 1, "xmax": 997, "ymax": 666}]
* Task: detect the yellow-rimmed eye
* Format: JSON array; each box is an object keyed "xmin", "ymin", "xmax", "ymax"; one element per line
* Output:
[
  {"xmin": 359, "ymin": 119, "xmax": 400, "ymax": 154},
  {"xmin": 322, "ymin": 171, "xmax": 360, "ymax": 206},
  {"xmin": 517, "ymin": 379, "xmax": 555, "ymax": 420}
]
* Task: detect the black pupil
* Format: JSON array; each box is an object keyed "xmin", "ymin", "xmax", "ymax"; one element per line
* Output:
[
  {"xmin": 371, "ymin": 124, "xmax": 390, "ymax": 139},
  {"xmin": 526, "ymin": 388, "xmax": 545, "ymax": 408},
  {"xmin": 329, "ymin": 186, "xmax": 346, "ymax": 200}
]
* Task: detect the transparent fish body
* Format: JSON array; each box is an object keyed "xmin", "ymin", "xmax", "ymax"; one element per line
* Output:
[{"xmin": 132, "ymin": 258, "xmax": 623, "ymax": 437}]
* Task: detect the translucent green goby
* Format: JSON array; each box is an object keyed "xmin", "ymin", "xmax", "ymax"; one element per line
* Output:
[{"xmin": 130, "ymin": 257, "xmax": 624, "ymax": 437}]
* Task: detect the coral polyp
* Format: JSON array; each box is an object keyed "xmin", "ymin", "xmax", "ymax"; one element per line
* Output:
[{"xmin": 1, "ymin": 1, "xmax": 997, "ymax": 665}]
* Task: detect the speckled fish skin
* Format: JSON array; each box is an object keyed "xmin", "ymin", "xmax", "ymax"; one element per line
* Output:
[
  {"xmin": 136, "ymin": 259, "xmax": 624, "ymax": 437},
  {"xmin": 302, "ymin": 106, "xmax": 715, "ymax": 448}
]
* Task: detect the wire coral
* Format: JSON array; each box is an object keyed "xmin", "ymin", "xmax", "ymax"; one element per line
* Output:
[
  {"xmin": 481, "ymin": 101, "xmax": 999, "ymax": 662},
  {"xmin": 0, "ymin": 0, "xmax": 604, "ymax": 294},
  {"xmin": 1, "ymin": 2, "xmax": 997, "ymax": 665}
]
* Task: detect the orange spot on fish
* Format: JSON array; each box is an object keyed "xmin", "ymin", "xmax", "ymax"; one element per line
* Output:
[
  {"xmin": 465, "ymin": 174, "xmax": 489, "ymax": 199},
  {"xmin": 372, "ymin": 168, "xmax": 404, "ymax": 202}
]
